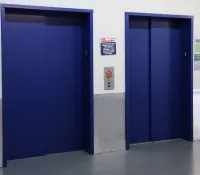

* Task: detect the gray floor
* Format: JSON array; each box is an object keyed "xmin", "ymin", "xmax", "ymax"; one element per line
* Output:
[{"xmin": 1, "ymin": 140, "xmax": 200, "ymax": 175}]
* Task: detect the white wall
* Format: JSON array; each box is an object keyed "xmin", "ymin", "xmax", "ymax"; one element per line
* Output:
[
  {"xmin": 0, "ymin": 0, "xmax": 200, "ymax": 167},
  {"xmin": 194, "ymin": 90, "xmax": 200, "ymax": 141}
]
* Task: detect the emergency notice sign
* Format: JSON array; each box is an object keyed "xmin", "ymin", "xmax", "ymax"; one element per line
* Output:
[{"xmin": 100, "ymin": 38, "xmax": 116, "ymax": 55}]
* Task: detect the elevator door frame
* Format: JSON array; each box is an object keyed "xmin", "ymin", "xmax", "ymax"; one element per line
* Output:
[
  {"xmin": 125, "ymin": 12, "xmax": 193, "ymax": 150},
  {"xmin": 1, "ymin": 3, "xmax": 94, "ymax": 167}
]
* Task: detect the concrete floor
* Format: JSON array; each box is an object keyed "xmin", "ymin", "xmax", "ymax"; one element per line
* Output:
[{"xmin": 1, "ymin": 140, "xmax": 200, "ymax": 175}]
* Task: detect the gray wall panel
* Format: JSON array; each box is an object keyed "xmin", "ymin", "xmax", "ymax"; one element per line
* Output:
[{"xmin": 94, "ymin": 93, "xmax": 125, "ymax": 154}]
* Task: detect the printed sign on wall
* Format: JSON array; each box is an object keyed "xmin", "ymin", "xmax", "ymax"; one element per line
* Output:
[
  {"xmin": 104, "ymin": 67, "xmax": 114, "ymax": 90},
  {"xmin": 100, "ymin": 38, "xmax": 116, "ymax": 56},
  {"xmin": 194, "ymin": 39, "xmax": 200, "ymax": 70}
]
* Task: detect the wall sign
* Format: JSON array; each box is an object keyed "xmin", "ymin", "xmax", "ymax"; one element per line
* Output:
[
  {"xmin": 100, "ymin": 38, "xmax": 116, "ymax": 55},
  {"xmin": 104, "ymin": 67, "xmax": 114, "ymax": 90},
  {"xmin": 194, "ymin": 39, "xmax": 200, "ymax": 70}
]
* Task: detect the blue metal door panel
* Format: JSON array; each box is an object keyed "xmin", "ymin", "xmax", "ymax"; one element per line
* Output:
[
  {"xmin": 151, "ymin": 18, "xmax": 181, "ymax": 141},
  {"xmin": 3, "ymin": 14, "xmax": 46, "ymax": 160},
  {"xmin": 44, "ymin": 17, "xmax": 83, "ymax": 153},
  {"xmin": 3, "ymin": 14, "xmax": 84, "ymax": 160},
  {"xmin": 128, "ymin": 17, "xmax": 150, "ymax": 143}
]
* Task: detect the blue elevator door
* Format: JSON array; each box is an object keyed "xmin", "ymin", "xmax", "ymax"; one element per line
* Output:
[
  {"xmin": 3, "ymin": 14, "xmax": 47, "ymax": 160},
  {"xmin": 44, "ymin": 17, "xmax": 83, "ymax": 154},
  {"xmin": 151, "ymin": 18, "xmax": 181, "ymax": 141},
  {"xmin": 3, "ymin": 14, "xmax": 84, "ymax": 160},
  {"xmin": 129, "ymin": 17, "xmax": 150, "ymax": 144}
]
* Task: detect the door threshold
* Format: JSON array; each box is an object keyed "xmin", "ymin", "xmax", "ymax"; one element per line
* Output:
[{"xmin": 130, "ymin": 139, "xmax": 183, "ymax": 146}]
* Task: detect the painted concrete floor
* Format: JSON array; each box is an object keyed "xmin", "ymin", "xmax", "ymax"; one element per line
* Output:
[{"xmin": 1, "ymin": 140, "xmax": 200, "ymax": 175}]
